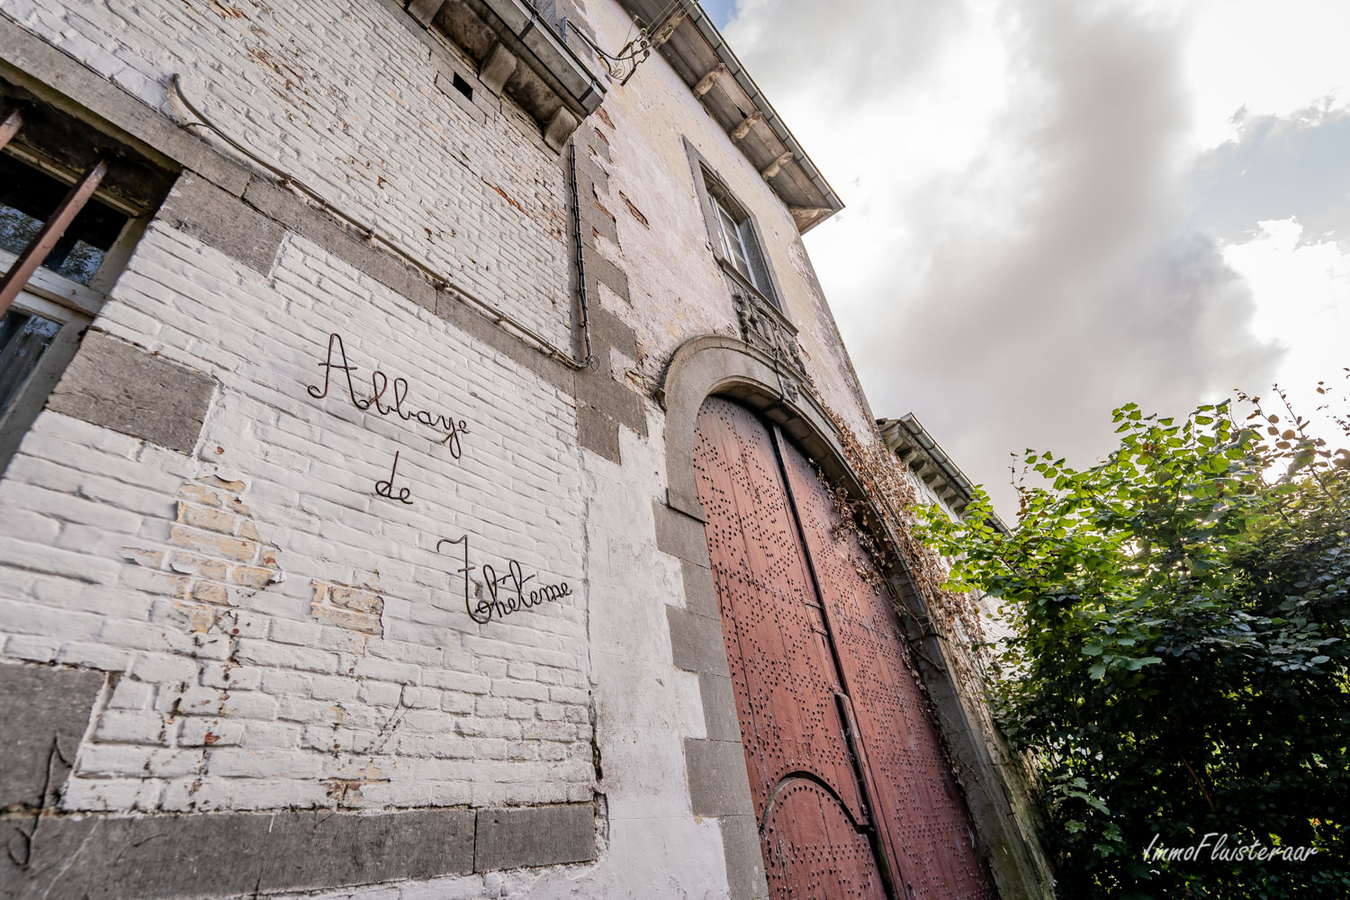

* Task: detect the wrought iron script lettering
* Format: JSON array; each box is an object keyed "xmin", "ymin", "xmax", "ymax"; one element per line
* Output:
[
  {"xmin": 375, "ymin": 451, "xmax": 414, "ymax": 505},
  {"xmin": 307, "ymin": 332, "xmax": 469, "ymax": 458},
  {"xmin": 437, "ymin": 535, "xmax": 572, "ymax": 625}
]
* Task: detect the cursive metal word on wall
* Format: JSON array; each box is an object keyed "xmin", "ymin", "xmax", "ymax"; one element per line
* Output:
[
  {"xmin": 303, "ymin": 331, "xmax": 570, "ymax": 624},
  {"xmin": 307, "ymin": 332, "xmax": 470, "ymax": 458},
  {"xmin": 437, "ymin": 536, "xmax": 572, "ymax": 624}
]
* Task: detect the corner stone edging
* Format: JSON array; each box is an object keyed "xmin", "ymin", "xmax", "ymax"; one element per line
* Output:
[{"xmin": 652, "ymin": 498, "xmax": 770, "ymax": 900}]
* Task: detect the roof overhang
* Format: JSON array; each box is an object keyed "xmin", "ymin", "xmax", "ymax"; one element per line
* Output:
[
  {"xmin": 615, "ymin": 0, "xmax": 843, "ymax": 233},
  {"xmin": 879, "ymin": 414, "xmax": 1007, "ymax": 532},
  {"xmin": 408, "ymin": 0, "xmax": 605, "ymax": 149}
]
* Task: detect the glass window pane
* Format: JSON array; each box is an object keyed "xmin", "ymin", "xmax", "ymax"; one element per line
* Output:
[
  {"xmin": 0, "ymin": 307, "xmax": 61, "ymax": 419},
  {"xmin": 0, "ymin": 197, "xmax": 45, "ymax": 261},
  {"xmin": 0, "ymin": 153, "xmax": 126, "ymax": 285},
  {"xmin": 727, "ymin": 237, "xmax": 748, "ymax": 271},
  {"xmin": 715, "ymin": 207, "xmax": 738, "ymax": 254},
  {"xmin": 713, "ymin": 203, "xmax": 744, "ymax": 266},
  {"xmin": 735, "ymin": 220, "xmax": 763, "ymax": 289}
]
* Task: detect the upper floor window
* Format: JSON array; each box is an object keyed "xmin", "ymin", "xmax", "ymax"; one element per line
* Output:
[
  {"xmin": 712, "ymin": 192, "xmax": 769, "ymax": 295},
  {"xmin": 0, "ymin": 150, "xmax": 130, "ymax": 287},
  {"xmin": 685, "ymin": 140, "xmax": 783, "ymax": 311},
  {"xmin": 0, "ymin": 97, "xmax": 169, "ymax": 473}
]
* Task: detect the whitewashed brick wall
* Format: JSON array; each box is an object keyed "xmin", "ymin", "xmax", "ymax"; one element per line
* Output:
[
  {"xmin": 0, "ymin": 0, "xmax": 574, "ymax": 348},
  {"xmin": 561, "ymin": 0, "xmax": 877, "ymax": 441},
  {"xmin": 0, "ymin": 220, "xmax": 593, "ymax": 814}
]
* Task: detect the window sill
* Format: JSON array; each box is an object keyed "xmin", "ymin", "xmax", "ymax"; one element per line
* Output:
[{"xmin": 0, "ymin": 247, "xmax": 106, "ymax": 318}]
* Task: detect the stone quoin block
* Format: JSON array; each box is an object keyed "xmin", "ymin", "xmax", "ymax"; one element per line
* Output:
[
  {"xmin": 46, "ymin": 332, "xmax": 216, "ymax": 454},
  {"xmin": 684, "ymin": 739, "xmax": 756, "ymax": 819},
  {"xmin": 666, "ymin": 605, "xmax": 730, "ymax": 676},
  {"xmin": 720, "ymin": 814, "xmax": 772, "ymax": 900},
  {"xmin": 679, "ymin": 557, "xmax": 719, "ymax": 619},
  {"xmin": 0, "ymin": 664, "xmax": 104, "ymax": 809},
  {"xmin": 652, "ymin": 499, "xmax": 712, "ymax": 568},
  {"xmin": 156, "ymin": 173, "xmax": 286, "ymax": 275},
  {"xmin": 698, "ymin": 672, "xmax": 742, "ymax": 743}
]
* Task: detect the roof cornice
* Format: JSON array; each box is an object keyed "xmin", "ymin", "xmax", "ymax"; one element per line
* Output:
[{"xmin": 612, "ymin": 0, "xmax": 843, "ymax": 233}]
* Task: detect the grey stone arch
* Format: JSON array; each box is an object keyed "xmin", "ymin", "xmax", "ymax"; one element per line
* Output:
[{"xmin": 652, "ymin": 335, "xmax": 1055, "ymax": 900}]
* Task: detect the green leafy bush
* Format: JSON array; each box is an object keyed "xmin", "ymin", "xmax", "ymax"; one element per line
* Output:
[{"xmin": 917, "ymin": 381, "xmax": 1350, "ymax": 899}]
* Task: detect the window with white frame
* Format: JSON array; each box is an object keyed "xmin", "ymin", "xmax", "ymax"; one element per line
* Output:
[
  {"xmin": 691, "ymin": 157, "xmax": 780, "ymax": 310},
  {"xmin": 711, "ymin": 193, "xmax": 765, "ymax": 293},
  {"xmin": 0, "ymin": 98, "xmax": 166, "ymax": 473}
]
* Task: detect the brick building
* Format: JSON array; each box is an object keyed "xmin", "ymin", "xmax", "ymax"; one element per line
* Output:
[{"xmin": 0, "ymin": 1, "xmax": 1051, "ymax": 897}]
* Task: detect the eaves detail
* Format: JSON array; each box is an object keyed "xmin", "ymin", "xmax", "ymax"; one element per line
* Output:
[
  {"xmin": 407, "ymin": 0, "xmax": 605, "ymax": 149},
  {"xmin": 616, "ymin": 0, "xmax": 844, "ymax": 233}
]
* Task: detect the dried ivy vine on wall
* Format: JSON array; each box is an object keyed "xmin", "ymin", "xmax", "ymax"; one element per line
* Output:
[
  {"xmin": 813, "ymin": 404, "xmax": 1028, "ymax": 818},
  {"xmin": 816, "ymin": 403, "xmax": 987, "ymax": 653}
]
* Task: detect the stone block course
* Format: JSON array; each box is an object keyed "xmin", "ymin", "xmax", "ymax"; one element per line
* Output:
[
  {"xmin": 46, "ymin": 332, "xmax": 216, "ymax": 455},
  {"xmin": 474, "ymin": 804, "xmax": 597, "ymax": 871},
  {"xmin": 1, "ymin": 808, "xmax": 477, "ymax": 898},
  {"xmin": 0, "ymin": 663, "xmax": 104, "ymax": 809}
]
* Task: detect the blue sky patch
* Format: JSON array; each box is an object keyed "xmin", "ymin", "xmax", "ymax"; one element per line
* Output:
[{"xmin": 701, "ymin": 0, "xmax": 738, "ymax": 29}]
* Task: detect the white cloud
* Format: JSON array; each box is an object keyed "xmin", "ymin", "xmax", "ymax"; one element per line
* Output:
[
  {"xmin": 1225, "ymin": 218, "xmax": 1350, "ymax": 436},
  {"xmin": 720, "ymin": 0, "xmax": 1347, "ymax": 516},
  {"xmin": 1184, "ymin": 0, "xmax": 1350, "ymax": 150}
]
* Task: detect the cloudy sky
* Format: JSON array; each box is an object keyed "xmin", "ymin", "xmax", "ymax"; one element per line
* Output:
[{"xmin": 702, "ymin": 0, "xmax": 1350, "ymax": 515}]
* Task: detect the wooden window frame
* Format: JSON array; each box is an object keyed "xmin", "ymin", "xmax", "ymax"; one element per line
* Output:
[{"xmin": 0, "ymin": 106, "xmax": 154, "ymax": 474}]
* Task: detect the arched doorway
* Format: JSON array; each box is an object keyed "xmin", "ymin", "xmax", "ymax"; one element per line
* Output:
[{"xmin": 693, "ymin": 395, "xmax": 994, "ymax": 900}]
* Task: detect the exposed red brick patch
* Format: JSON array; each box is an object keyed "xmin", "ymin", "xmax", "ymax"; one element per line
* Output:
[
  {"xmin": 207, "ymin": 0, "xmax": 248, "ymax": 20},
  {"xmin": 491, "ymin": 184, "xmax": 527, "ymax": 216},
  {"xmin": 619, "ymin": 192, "xmax": 649, "ymax": 228}
]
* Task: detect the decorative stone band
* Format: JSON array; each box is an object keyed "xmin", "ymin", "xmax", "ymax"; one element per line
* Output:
[
  {"xmin": 0, "ymin": 663, "xmax": 596, "ymax": 898},
  {"xmin": 6, "ymin": 803, "xmax": 595, "ymax": 899}
]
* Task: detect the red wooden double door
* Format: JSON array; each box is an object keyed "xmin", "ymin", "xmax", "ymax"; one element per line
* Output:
[{"xmin": 693, "ymin": 397, "xmax": 994, "ymax": 900}]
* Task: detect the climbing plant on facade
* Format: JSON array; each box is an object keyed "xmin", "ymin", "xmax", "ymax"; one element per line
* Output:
[{"xmin": 916, "ymin": 379, "xmax": 1350, "ymax": 899}]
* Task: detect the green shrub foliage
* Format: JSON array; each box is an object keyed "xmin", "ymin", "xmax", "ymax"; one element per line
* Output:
[{"xmin": 917, "ymin": 381, "xmax": 1350, "ymax": 899}]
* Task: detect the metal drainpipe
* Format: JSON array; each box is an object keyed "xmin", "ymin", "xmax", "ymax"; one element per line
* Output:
[{"xmin": 567, "ymin": 137, "xmax": 595, "ymax": 368}]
